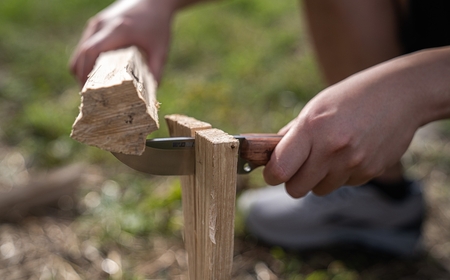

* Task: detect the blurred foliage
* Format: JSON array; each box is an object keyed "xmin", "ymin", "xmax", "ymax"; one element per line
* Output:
[
  {"xmin": 0, "ymin": 0, "xmax": 324, "ymax": 167},
  {"xmin": 0, "ymin": 0, "xmax": 115, "ymax": 167},
  {"xmin": 161, "ymin": 0, "xmax": 323, "ymax": 135}
]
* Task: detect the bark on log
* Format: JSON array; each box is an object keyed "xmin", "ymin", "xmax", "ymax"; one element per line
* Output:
[{"xmin": 71, "ymin": 46, "xmax": 159, "ymax": 155}]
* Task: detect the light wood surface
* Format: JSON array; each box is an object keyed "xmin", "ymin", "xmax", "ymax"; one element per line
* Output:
[
  {"xmin": 165, "ymin": 114, "xmax": 238, "ymax": 280},
  {"xmin": 71, "ymin": 46, "xmax": 159, "ymax": 155}
]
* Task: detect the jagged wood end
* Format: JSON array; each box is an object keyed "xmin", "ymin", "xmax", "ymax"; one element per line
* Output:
[
  {"xmin": 165, "ymin": 114, "xmax": 212, "ymax": 138},
  {"xmin": 70, "ymin": 46, "xmax": 159, "ymax": 155}
]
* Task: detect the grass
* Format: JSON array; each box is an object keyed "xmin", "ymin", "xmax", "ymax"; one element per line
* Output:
[
  {"xmin": 0, "ymin": 0, "xmax": 323, "ymax": 165},
  {"xmin": 1, "ymin": 0, "xmax": 450, "ymax": 279}
]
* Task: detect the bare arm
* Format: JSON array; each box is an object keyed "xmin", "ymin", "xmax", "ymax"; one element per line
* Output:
[
  {"xmin": 302, "ymin": 0, "xmax": 405, "ymax": 85},
  {"xmin": 264, "ymin": 47, "xmax": 450, "ymax": 197},
  {"xmin": 70, "ymin": 0, "xmax": 216, "ymax": 85}
]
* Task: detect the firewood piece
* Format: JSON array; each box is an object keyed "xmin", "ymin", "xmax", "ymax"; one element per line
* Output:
[
  {"xmin": 71, "ymin": 46, "xmax": 159, "ymax": 155},
  {"xmin": 165, "ymin": 114, "xmax": 239, "ymax": 280},
  {"xmin": 0, "ymin": 164, "xmax": 84, "ymax": 221}
]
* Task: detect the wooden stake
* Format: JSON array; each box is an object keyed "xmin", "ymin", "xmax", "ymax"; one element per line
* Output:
[
  {"xmin": 166, "ymin": 115, "xmax": 211, "ymax": 278},
  {"xmin": 71, "ymin": 46, "xmax": 159, "ymax": 155},
  {"xmin": 165, "ymin": 115, "xmax": 239, "ymax": 280}
]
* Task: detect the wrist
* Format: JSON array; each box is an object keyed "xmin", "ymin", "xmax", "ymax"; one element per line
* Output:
[
  {"xmin": 367, "ymin": 47, "xmax": 450, "ymax": 128},
  {"xmin": 403, "ymin": 47, "xmax": 450, "ymax": 126}
]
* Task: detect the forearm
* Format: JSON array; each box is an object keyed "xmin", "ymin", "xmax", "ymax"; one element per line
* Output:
[
  {"xmin": 379, "ymin": 47, "xmax": 450, "ymax": 126},
  {"xmin": 302, "ymin": 0, "xmax": 403, "ymax": 85}
]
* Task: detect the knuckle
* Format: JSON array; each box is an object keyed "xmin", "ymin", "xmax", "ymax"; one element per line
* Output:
[
  {"xmin": 108, "ymin": 18, "xmax": 136, "ymax": 41},
  {"xmin": 303, "ymin": 114, "xmax": 353, "ymax": 154},
  {"xmin": 87, "ymin": 17, "xmax": 102, "ymax": 29},
  {"xmin": 346, "ymin": 151, "xmax": 365, "ymax": 169},
  {"xmin": 111, "ymin": 17, "xmax": 127, "ymax": 30},
  {"xmin": 327, "ymin": 134, "xmax": 353, "ymax": 154}
]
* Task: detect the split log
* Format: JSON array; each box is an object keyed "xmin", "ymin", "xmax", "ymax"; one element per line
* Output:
[
  {"xmin": 71, "ymin": 46, "xmax": 159, "ymax": 155},
  {"xmin": 166, "ymin": 114, "xmax": 239, "ymax": 280}
]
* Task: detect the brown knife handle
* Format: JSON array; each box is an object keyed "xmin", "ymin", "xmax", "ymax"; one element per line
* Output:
[{"xmin": 239, "ymin": 134, "xmax": 282, "ymax": 168}]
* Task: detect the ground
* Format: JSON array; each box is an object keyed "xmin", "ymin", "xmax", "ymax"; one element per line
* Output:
[{"xmin": 1, "ymin": 123, "xmax": 450, "ymax": 279}]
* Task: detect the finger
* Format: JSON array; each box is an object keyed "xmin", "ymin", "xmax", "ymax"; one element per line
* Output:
[
  {"xmin": 263, "ymin": 127, "xmax": 311, "ymax": 186},
  {"xmin": 69, "ymin": 18, "xmax": 103, "ymax": 75},
  {"xmin": 283, "ymin": 150, "xmax": 328, "ymax": 198},
  {"xmin": 278, "ymin": 118, "xmax": 298, "ymax": 135},
  {"xmin": 342, "ymin": 154, "xmax": 387, "ymax": 187},
  {"xmin": 345, "ymin": 167, "xmax": 384, "ymax": 187},
  {"xmin": 75, "ymin": 20, "xmax": 132, "ymax": 85},
  {"xmin": 147, "ymin": 47, "xmax": 167, "ymax": 85},
  {"xmin": 311, "ymin": 172, "xmax": 349, "ymax": 196},
  {"xmin": 311, "ymin": 156, "xmax": 381, "ymax": 195}
]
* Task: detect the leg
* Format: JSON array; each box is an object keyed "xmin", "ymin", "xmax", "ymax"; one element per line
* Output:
[{"xmin": 303, "ymin": 0, "xmax": 404, "ymax": 84}]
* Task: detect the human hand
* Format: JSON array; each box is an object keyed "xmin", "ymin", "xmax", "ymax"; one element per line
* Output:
[
  {"xmin": 263, "ymin": 62, "xmax": 423, "ymax": 198},
  {"xmin": 70, "ymin": 0, "xmax": 174, "ymax": 85}
]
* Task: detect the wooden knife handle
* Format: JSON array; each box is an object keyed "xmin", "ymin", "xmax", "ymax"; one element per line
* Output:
[{"xmin": 239, "ymin": 134, "xmax": 282, "ymax": 168}]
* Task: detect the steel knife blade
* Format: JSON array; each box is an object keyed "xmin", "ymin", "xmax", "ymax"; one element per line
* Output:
[{"xmin": 112, "ymin": 134, "xmax": 282, "ymax": 175}]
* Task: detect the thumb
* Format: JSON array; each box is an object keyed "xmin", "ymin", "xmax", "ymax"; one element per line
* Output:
[
  {"xmin": 263, "ymin": 127, "xmax": 311, "ymax": 186},
  {"xmin": 72, "ymin": 19, "xmax": 132, "ymax": 85}
]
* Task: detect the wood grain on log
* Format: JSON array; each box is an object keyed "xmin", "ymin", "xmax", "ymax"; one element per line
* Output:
[{"xmin": 71, "ymin": 46, "xmax": 159, "ymax": 155}]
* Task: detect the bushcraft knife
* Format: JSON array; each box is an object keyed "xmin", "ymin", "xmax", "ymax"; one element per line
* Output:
[{"xmin": 112, "ymin": 134, "xmax": 282, "ymax": 175}]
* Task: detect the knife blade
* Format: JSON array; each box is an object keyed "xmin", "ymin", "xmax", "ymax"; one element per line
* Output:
[{"xmin": 112, "ymin": 134, "xmax": 282, "ymax": 175}]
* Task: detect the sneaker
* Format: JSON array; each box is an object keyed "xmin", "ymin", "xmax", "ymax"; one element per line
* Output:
[{"xmin": 237, "ymin": 182, "xmax": 425, "ymax": 257}]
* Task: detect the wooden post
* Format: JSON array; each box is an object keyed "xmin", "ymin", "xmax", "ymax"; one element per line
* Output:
[
  {"xmin": 166, "ymin": 114, "xmax": 239, "ymax": 280},
  {"xmin": 71, "ymin": 46, "xmax": 159, "ymax": 155}
]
